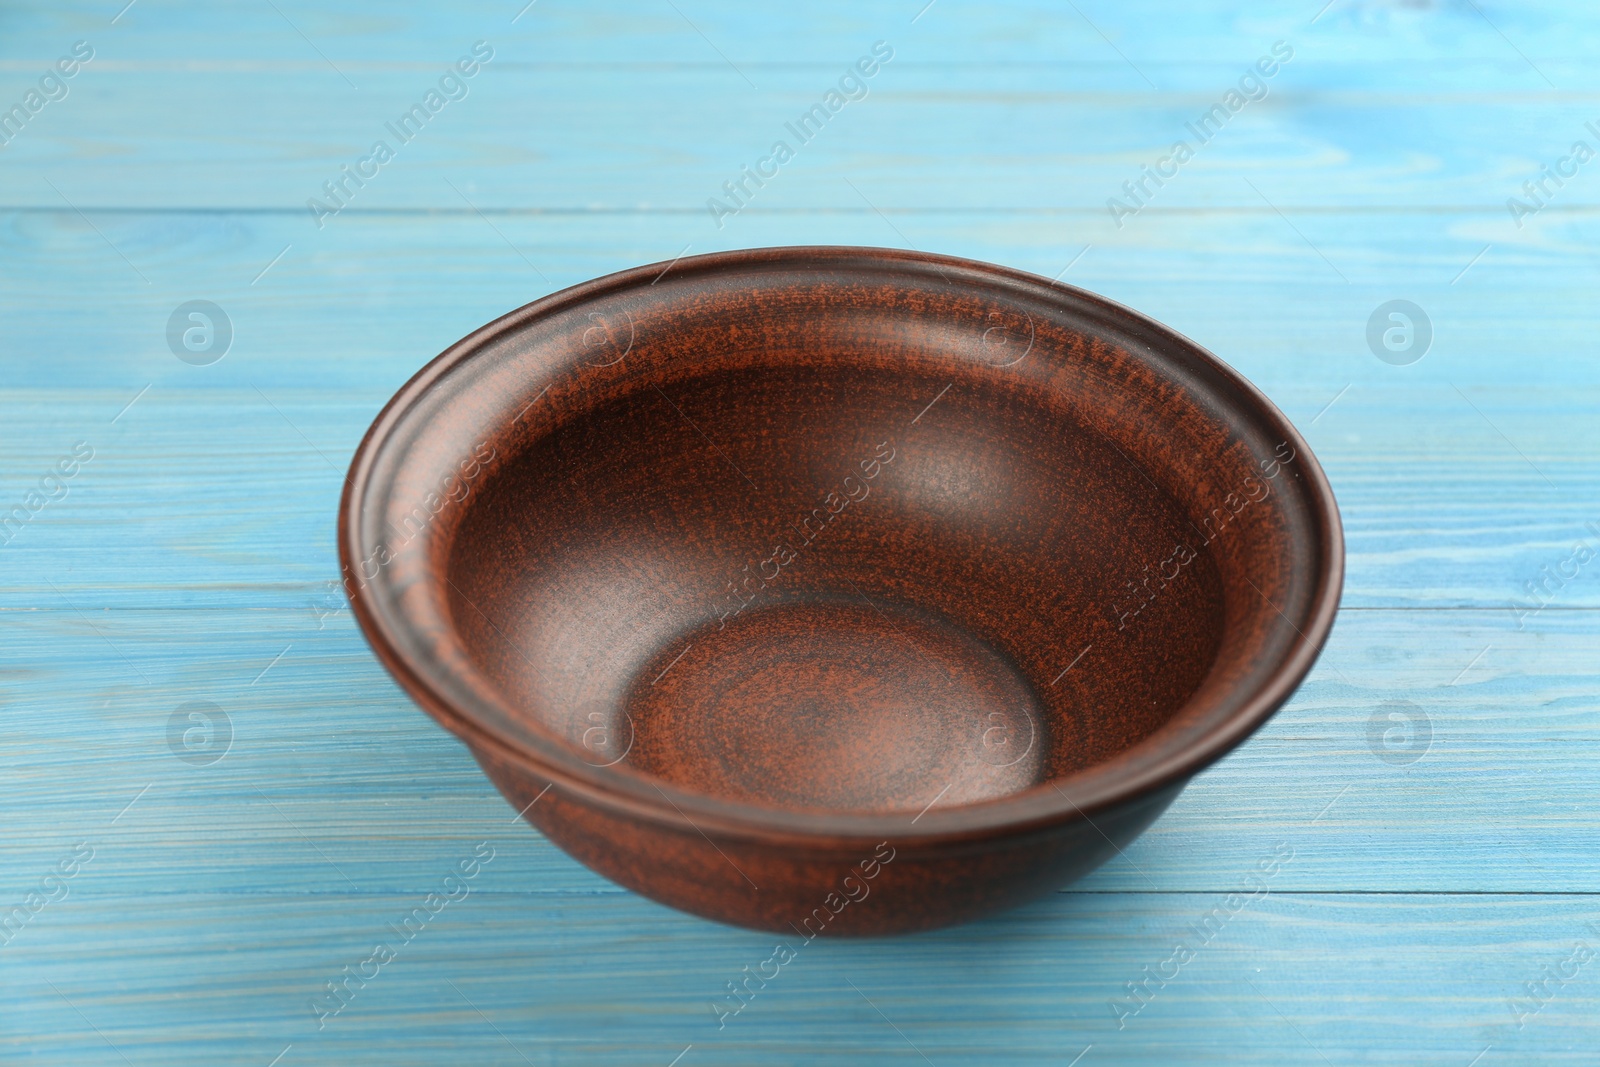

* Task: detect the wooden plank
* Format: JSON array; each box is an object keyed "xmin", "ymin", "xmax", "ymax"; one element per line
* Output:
[
  {"xmin": 8, "ymin": 0, "xmax": 1593, "ymax": 67},
  {"xmin": 2, "ymin": 378, "xmax": 1593, "ymax": 609},
  {"xmin": 5, "ymin": 62, "xmax": 1600, "ymax": 211},
  {"xmin": 2, "ymin": 890, "xmax": 1596, "ymax": 1065},
  {"xmin": 0, "ymin": 208, "xmax": 1596, "ymax": 609},
  {"xmin": 0, "ymin": 2, "xmax": 1596, "ymax": 213},
  {"xmin": 2, "ymin": 208, "xmax": 1598, "ymax": 388}
]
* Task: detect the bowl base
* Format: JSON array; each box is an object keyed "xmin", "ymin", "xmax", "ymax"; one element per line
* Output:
[{"xmin": 622, "ymin": 597, "xmax": 1048, "ymax": 814}]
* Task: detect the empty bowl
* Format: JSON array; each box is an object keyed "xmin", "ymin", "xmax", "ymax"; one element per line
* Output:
[{"xmin": 340, "ymin": 246, "xmax": 1342, "ymax": 935}]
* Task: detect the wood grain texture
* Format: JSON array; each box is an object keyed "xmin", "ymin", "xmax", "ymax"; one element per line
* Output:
[{"xmin": 2, "ymin": 0, "xmax": 1598, "ymax": 1062}]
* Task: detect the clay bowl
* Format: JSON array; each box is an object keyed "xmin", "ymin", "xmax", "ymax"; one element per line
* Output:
[{"xmin": 340, "ymin": 246, "xmax": 1342, "ymax": 936}]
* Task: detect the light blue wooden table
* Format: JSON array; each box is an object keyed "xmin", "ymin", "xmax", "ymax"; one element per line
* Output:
[{"xmin": 3, "ymin": 1, "xmax": 1598, "ymax": 1063}]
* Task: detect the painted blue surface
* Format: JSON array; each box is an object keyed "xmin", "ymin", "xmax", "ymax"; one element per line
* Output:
[{"xmin": 2, "ymin": 1, "xmax": 1599, "ymax": 1064}]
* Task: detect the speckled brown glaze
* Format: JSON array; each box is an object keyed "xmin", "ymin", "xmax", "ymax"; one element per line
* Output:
[{"xmin": 340, "ymin": 246, "xmax": 1343, "ymax": 936}]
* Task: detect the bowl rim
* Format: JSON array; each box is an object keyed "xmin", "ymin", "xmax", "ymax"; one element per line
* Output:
[{"xmin": 340, "ymin": 245, "xmax": 1344, "ymax": 849}]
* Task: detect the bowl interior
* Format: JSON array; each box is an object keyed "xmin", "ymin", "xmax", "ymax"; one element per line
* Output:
[
  {"xmin": 446, "ymin": 361, "xmax": 1224, "ymax": 814},
  {"xmin": 345, "ymin": 248, "xmax": 1336, "ymax": 829}
]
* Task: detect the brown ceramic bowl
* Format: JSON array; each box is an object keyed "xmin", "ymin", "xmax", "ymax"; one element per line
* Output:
[{"xmin": 340, "ymin": 246, "xmax": 1342, "ymax": 936}]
